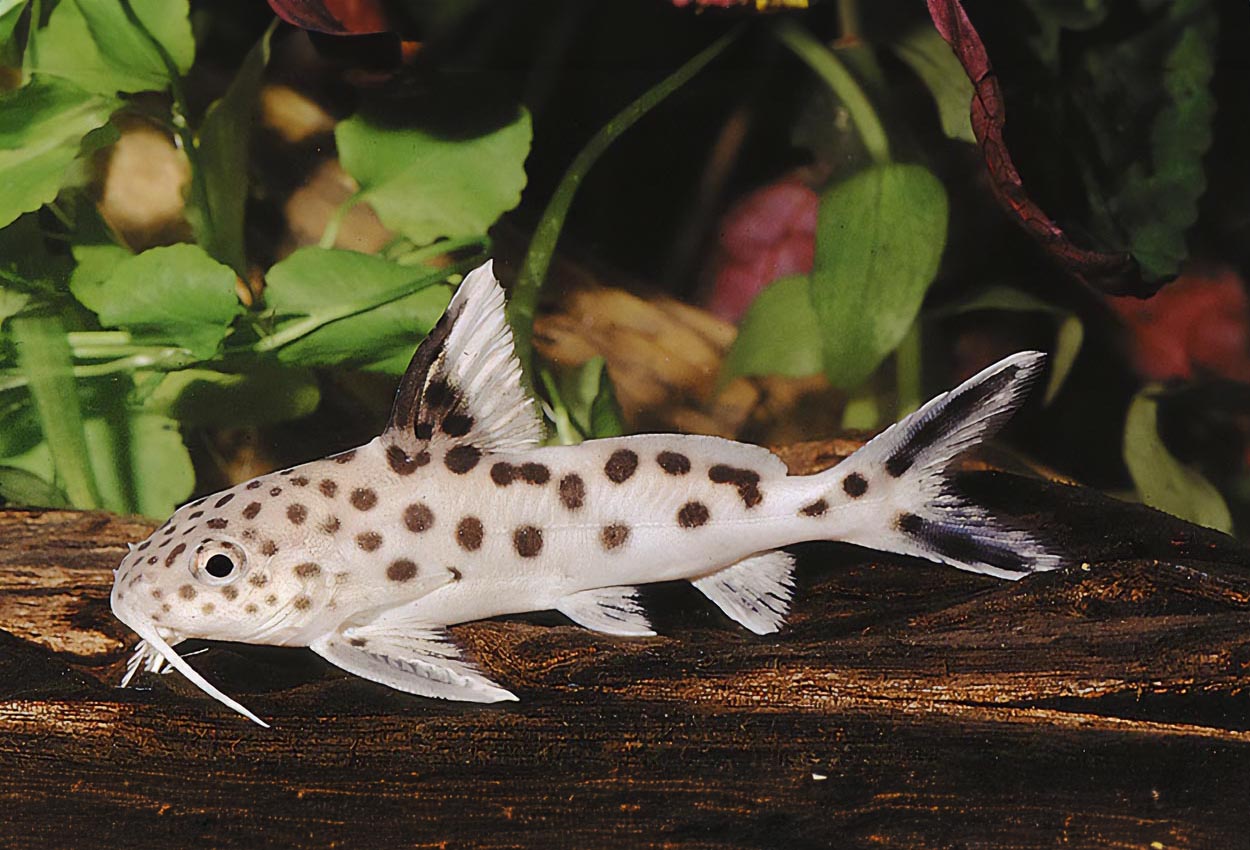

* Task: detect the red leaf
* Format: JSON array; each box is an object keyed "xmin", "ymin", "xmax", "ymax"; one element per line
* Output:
[
  {"xmin": 268, "ymin": 0, "xmax": 391, "ymax": 35},
  {"xmin": 926, "ymin": 0, "xmax": 1147, "ymax": 296}
]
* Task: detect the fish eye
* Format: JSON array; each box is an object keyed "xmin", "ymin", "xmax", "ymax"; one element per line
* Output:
[
  {"xmin": 206, "ymin": 554, "xmax": 235, "ymax": 578},
  {"xmin": 192, "ymin": 542, "xmax": 247, "ymax": 585}
]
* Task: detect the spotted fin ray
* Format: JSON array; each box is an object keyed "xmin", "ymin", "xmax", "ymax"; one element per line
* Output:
[{"xmin": 384, "ymin": 260, "xmax": 543, "ymax": 464}]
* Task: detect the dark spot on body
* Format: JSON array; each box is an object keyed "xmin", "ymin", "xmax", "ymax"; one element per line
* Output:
[
  {"xmin": 445, "ymin": 444, "xmax": 481, "ymax": 474},
  {"xmin": 222, "ymin": 586, "xmax": 238, "ymax": 601},
  {"xmin": 214, "ymin": 494, "xmax": 234, "ymax": 509},
  {"xmin": 242, "ymin": 502, "xmax": 262, "ymax": 520},
  {"xmin": 291, "ymin": 476, "xmax": 309, "ymax": 487},
  {"xmin": 246, "ymin": 480, "xmax": 262, "ymax": 490},
  {"xmin": 513, "ymin": 525, "xmax": 543, "ymax": 558},
  {"xmin": 280, "ymin": 469, "xmax": 294, "ymax": 477},
  {"xmin": 270, "ymin": 487, "xmax": 282, "ymax": 497},
  {"xmin": 266, "ymin": 594, "xmax": 278, "ymax": 606},
  {"xmin": 162, "ymin": 525, "xmax": 176, "ymax": 536},
  {"xmin": 559, "ymin": 474, "xmax": 585, "ymax": 510},
  {"xmin": 294, "ymin": 562, "xmax": 321, "ymax": 578},
  {"xmin": 843, "ymin": 473, "xmax": 868, "ymax": 498},
  {"xmin": 248, "ymin": 573, "xmax": 269, "ymax": 588},
  {"xmin": 319, "ymin": 479, "xmax": 338, "ymax": 498},
  {"xmin": 245, "ymin": 603, "xmax": 259, "ymax": 614},
  {"xmin": 442, "ymin": 413, "xmax": 474, "ymax": 437},
  {"xmin": 657, "ymin": 451, "xmax": 691, "ymax": 475},
  {"xmin": 164, "ymin": 543, "xmax": 186, "ymax": 567},
  {"xmin": 520, "ymin": 463, "xmax": 550, "ymax": 485},
  {"xmin": 708, "ymin": 464, "xmax": 763, "ymax": 508},
  {"xmin": 147, "ymin": 556, "xmax": 158, "ymax": 566},
  {"xmin": 178, "ymin": 585, "xmax": 196, "ymax": 600},
  {"xmin": 387, "ymin": 444, "xmax": 426, "ymax": 475},
  {"xmin": 349, "ymin": 637, "xmax": 368, "ymax": 648},
  {"xmin": 678, "ymin": 501, "xmax": 710, "ymax": 528},
  {"xmin": 241, "ymin": 528, "xmax": 256, "ymax": 540},
  {"xmin": 187, "ymin": 512, "xmax": 203, "ymax": 520},
  {"xmin": 387, "ymin": 559, "xmax": 418, "ymax": 582},
  {"xmin": 404, "ymin": 503, "xmax": 434, "ymax": 533},
  {"xmin": 350, "ymin": 488, "xmax": 378, "ymax": 511},
  {"xmin": 457, "ymin": 517, "xmax": 483, "ymax": 551},
  {"xmin": 415, "ymin": 421, "xmax": 434, "ymax": 440},
  {"xmin": 207, "ymin": 518, "xmax": 228, "ymax": 530},
  {"xmin": 294, "ymin": 595, "xmax": 312, "ymax": 611},
  {"xmin": 321, "ymin": 516, "xmax": 341, "ymax": 534},
  {"xmin": 201, "ymin": 603, "xmax": 215, "ymax": 615},
  {"xmin": 448, "ymin": 566, "xmax": 462, "ymax": 581},
  {"xmin": 605, "ymin": 449, "xmax": 638, "ymax": 483},
  {"xmin": 800, "ymin": 499, "xmax": 829, "ymax": 517},
  {"xmin": 287, "ymin": 504, "xmax": 308, "ymax": 525},
  {"xmin": 137, "ymin": 540, "xmax": 150, "ymax": 552},
  {"xmin": 261, "ymin": 541, "xmax": 278, "ymax": 557},
  {"xmin": 356, "ymin": 532, "xmax": 383, "ymax": 552},
  {"xmin": 334, "ymin": 450, "xmax": 357, "ymax": 464},
  {"xmin": 491, "ymin": 462, "xmax": 515, "ymax": 486},
  {"xmin": 150, "ymin": 588, "xmax": 162, "ymax": 599},
  {"xmin": 601, "ymin": 524, "xmax": 630, "ymax": 550}
]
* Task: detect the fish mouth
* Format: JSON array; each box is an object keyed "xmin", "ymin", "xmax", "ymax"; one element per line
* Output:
[{"xmin": 112, "ymin": 601, "xmax": 270, "ymax": 728}]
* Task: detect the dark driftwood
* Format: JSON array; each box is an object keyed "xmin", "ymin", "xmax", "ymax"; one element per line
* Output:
[{"xmin": 1, "ymin": 445, "xmax": 1248, "ymax": 849}]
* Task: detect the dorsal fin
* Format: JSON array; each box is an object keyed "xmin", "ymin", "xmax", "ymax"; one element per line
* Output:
[{"xmin": 384, "ymin": 260, "xmax": 543, "ymax": 456}]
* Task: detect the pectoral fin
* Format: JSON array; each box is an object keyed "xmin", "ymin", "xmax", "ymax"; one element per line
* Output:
[
  {"xmin": 310, "ymin": 620, "xmax": 516, "ymax": 704},
  {"xmin": 556, "ymin": 586, "xmax": 654, "ymax": 636}
]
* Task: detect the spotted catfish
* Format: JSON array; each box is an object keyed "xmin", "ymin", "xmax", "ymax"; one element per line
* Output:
[{"xmin": 110, "ymin": 260, "xmax": 1060, "ymax": 726}]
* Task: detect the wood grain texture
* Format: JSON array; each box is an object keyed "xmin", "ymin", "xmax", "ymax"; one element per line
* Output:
[{"xmin": 1, "ymin": 450, "xmax": 1248, "ymax": 849}]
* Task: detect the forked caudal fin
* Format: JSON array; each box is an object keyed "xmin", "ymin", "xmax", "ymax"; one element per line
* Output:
[{"xmin": 811, "ymin": 351, "xmax": 1062, "ymax": 579}]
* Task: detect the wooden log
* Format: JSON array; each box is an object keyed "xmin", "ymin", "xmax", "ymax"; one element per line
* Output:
[{"xmin": 0, "ymin": 450, "xmax": 1247, "ymax": 849}]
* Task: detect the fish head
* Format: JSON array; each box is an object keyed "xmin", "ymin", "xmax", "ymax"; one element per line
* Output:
[{"xmin": 109, "ymin": 465, "xmax": 350, "ymax": 727}]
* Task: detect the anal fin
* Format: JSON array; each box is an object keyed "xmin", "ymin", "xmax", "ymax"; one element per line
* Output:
[
  {"xmin": 692, "ymin": 550, "xmax": 795, "ymax": 635},
  {"xmin": 556, "ymin": 586, "xmax": 654, "ymax": 637},
  {"xmin": 310, "ymin": 621, "xmax": 516, "ymax": 704}
]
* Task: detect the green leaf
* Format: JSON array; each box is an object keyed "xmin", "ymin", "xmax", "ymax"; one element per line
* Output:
[
  {"xmin": 29, "ymin": 0, "xmax": 193, "ymax": 95},
  {"xmin": 892, "ymin": 26, "xmax": 976, "ymax": 144},
  {"xmin": 0, "ymin": 0, "xmax": 27, "ymax": 66},
  {"xmin": 720, "ymin": 275, "xmax": 823, "ymax": 384},
  {"xmin": 0, "ymin": 77, "xmax": 117, "ymax": 230},
  {"xmin": 926, "ymin": 285, "xmax": 1084, "ymax": 404},
  {"xmin": 263, "ymin": 247, "xmax": 451, "ymax": 369},
  {"xmin": 71, "ymin": 244, "xmax": 242, "ymax": 359},
  {"xmin": 191, "ymin": 21, "xmax": 274, "ymax": 275},
  {"xmin": 1123, "ymin": 390, "xmax": 1231, "ymax": 533},
  {"xmin": 145, "ymin": 367, "xmax": 321, "ymax": 427},
  {"xmin": 811, "ymin": 163, "xmax": 948, "ymax": 388},
  {"xmin": 69, "ymin": 241, "xmax": 130, "ymax": 294},
  {"xmin": 1026, "ymin": 0, "xmax": 1217, "ymax": 283},
  {"xmin": 1044, "ymin": 314, "xmax": 1083, "ymax": 404},
  {"xmin": 3, "ymin": 404, "xmax": 194, "ymax": 517},
  {"xmin": 588, "ymin": 363, "xmax": 625, "ymax": 439},
  {"xmin": 0, "ymin": 388, "xmax": 43, "ymax": 458},
  {"xmin": 10, "ymin": 314, "xmax": 101, "ymax": 508},
  {"xmin": 0, "ymin": 466, "xmax": 68, "ymax": 508},
  {"xmin": 337, "ymin": 107, "xmax": 531, "ymax": 247},
  {"xmin": 0, "ymin": 213, "xmax": 72, "ymax": 301},
  {"xmin": 537, "ymin": 357, "xmax": 623, "ymax": 445}
]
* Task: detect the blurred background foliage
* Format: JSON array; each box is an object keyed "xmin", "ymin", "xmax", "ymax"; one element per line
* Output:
[{"xmin": 0, "ymin": 0, "xmax": 1246, "ymax": 538}]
